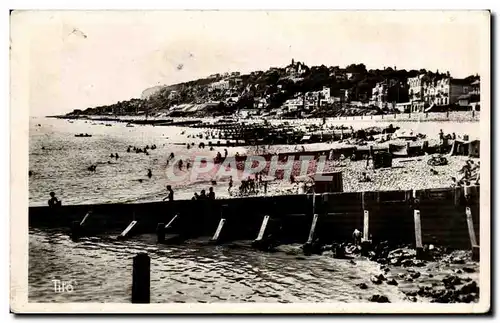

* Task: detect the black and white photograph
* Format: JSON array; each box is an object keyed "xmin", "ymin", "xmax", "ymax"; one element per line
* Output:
[{"xmin": 10, "ymin": 10, "xmax": 490, "ymax": 313}]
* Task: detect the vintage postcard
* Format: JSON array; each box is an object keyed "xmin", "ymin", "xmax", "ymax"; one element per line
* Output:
[{"xmin": 10, "ymin": 10, "xmax": 490, "ymax": 313}]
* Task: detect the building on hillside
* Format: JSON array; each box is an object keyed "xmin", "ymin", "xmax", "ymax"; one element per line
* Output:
[
  {"xmin": 238, "ymin": 109, "xmax": 259, "ymax": 119},
  {"xmin": 408, "ymin": 74, "xmax": 426, "ymax": 112},
  {"xmin": 285, "ymin": 59, "xmax": 307, "ymax": 77},
  {"xmin": 168, "ymin": 90, "xmax": 179, "ymax": 100},
  {"xmin": 229, "ymin": 77, "xmax": 243, "ymax": 87},
  {"xmin": 346, "ymin": 72, "xmax": 361, "ymax": 80},
  {"xmin": 423, "ymin": 77, "xmax": 473, "ymax": 108},
  {"xmin": 254, "ymin": 98, "xmax": 268, "ymax": 109},
  {"xmin": 282, "ymin": 97, "xmax": 304, "ymax": 111},
  {"xmin": 304, "ymin": 86, "xmax": 332, "ymax": 107},
  {"xmin": 209, "ymin": 79, "xmax": 230, "ymax": 91},
  {"xmin": 342, "ymin": 89, "xmax": 352, "ymax": 102}
]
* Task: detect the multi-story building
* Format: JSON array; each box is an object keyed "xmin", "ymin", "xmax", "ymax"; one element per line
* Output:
[
  {"xmin": 407, "ymin": 73, "xmax": 474, "ymax": 112},
  {"xmin": 304, "ymin": 86, "xmax": 331, "ymax": 107},
  {"xmin": 423, "ymin": 77, "xmax": 472, "ymax": 107},
  {"xmin": 285, "ymin": 59, "xmax": 307, "ymax": 77},
  {"xmin": 209, "ymin": 79, "xmax": 230, "ymax": 91},
  {"xmin": 408, "ymin": 75, "xmax": 426, "ymax": 112},
  {"xmin": 282, "ymin": 97, "xmax": 304, "ymax": 111}
]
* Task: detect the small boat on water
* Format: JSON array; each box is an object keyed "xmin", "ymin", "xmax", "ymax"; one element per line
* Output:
[
  {"xmin": 106, "ymin": 124, "xmax": 112, "ymax": 127},
  {"xmin": 126, "ymin": 123, "xmax": 134, "ymax": 127},
  {"xmin": 75, "ymin": 133, "xmax": 92, "ymax": 137}
]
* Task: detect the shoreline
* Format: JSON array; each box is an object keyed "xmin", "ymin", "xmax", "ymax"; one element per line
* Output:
[{"xmin": 48, "ymin": 110, "xmax": 480, "ymax": 125}]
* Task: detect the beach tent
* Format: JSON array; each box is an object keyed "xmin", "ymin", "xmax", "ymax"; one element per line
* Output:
[{"xmin": 449, "ymin": 139, "xmax": 480, "ymax": 158}]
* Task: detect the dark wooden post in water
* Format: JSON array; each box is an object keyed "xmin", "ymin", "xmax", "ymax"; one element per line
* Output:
[
  {"xmin": 412, "ymin": 190, "xmax": 424, "ymax": 259},
  {"xmin": 132, "ymin": 253, "xmax": 150, "ymax": 303},
  {"xmin": 70, "ymin": 220, "xmax": 81, "ymax": 241},
  {"xmin": 156, "ymin": 223, "xmax": 165, "ymax": 244}
]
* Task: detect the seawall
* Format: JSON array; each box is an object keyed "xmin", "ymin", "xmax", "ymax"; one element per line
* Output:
[{"xmin": 29, "ymin": 186, "xmax": 479, "ymax": 248}]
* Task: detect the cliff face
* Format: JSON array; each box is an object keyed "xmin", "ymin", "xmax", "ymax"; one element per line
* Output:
[
  {"xmin": 65, "ymin": 62, "xmax": 477, "ymax": 118},
  {"xmin": 141, "ymin": 85, "xmax": 165, "ymax": 100}
]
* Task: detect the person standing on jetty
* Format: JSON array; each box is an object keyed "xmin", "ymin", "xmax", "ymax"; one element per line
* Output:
[
  {"xmin": 147, "ymin": 169, "xmax": 152, "ymax": 178},
  {"xmin": 48, "ymin": 192, "xmax": 61, "ymax": 207},
  {"xmin": 163, "ymin": 185, "xmax": 174, "ymax": 201}
]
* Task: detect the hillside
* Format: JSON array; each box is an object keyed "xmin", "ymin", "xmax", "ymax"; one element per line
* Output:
[{"xmin": 65, "ymin": 61, "xmax": 478, "ymax": 118}]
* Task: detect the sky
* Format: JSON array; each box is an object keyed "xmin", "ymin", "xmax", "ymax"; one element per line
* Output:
[{"xmin": 10, "ymin": 10, "xmax": 489, "ymax": 116}]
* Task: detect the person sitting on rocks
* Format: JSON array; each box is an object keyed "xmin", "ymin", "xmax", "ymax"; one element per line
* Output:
[
  {"xmin": 208, "ymin": 187, "xmax": 215, "ymax": 200},
  {"xmin": 352, "ymin": 229, "xmax": 362, "ymax": 245},
  {"xmin": 163, "ymin": 185, "xmax": 174, "ymax": 201},
  {"xmin": 199, "ymin": 189, "xmax": 207, "ymax": 200},
  {"xmin": 192, "ymin": 192, "xmax": 199, "ymax": 200},
  {"xmin": 48, "ymin": 192, "xmax": 61, "ymax": 208}
]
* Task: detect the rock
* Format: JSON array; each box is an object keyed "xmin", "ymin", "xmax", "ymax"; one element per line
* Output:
[
  {"xmin": 463, "ymin": 267, "xmax": 475, "ymax": 273},
  {"xmin": 376, "ymin": 273, "xmax": 387, "ymax": 281},
  {"xmin": 357, "ymin": 283, "xmax": 368, "ymax": 289},
  {"xmin": 371, "ymin": 275, "xmax": 382, "ymax": 284},
  {"xmin": 442, "ymin": 275, "xmax": 462, "ymax": 287},
  {"xmin": 404, "ymin": 289, "xmax": 418, "ymax": 297},
  {"xmin": 434, "ymin": 290, "xmax": 457, "ymax": 303},
  {"xmin": 387, "ymin": 278, "xmax": 398, "ymax": 286},
  {"xmin": 377, "ymin": 258, "xmax": 388, "ymax": 265},
  {"xmin": 410, "ymin": 271, "xmax": 421, "ymax": 279},
  {"xmin": 398, "ymin": 273, "xmax": 406, "ymax": 279},
  {"xmin": 349, "ymin": 259, "xmax": 356, "ymax": 265},
  {"xmin": 459, "ymin": 281, "xmax": 479, "ymax": 295},
  {"xmin": 401, "ymin": 259, "xmax": 414, "ymax": 267},
  {"xmin": 451, "ymin": 257, "xmax": 466, "ymax": 264},
  {"xmin": 457, "ymin": 293, "xmax": 475, "ymax": 303},
  {"xmin": 454, "ymin": 269, "xmax": 463, "ymax": 274},
  {"xmin": 428, "ymin": 274, "xmax": 434, "ymax": 278},
  {"xmin": 414, "ymin": 260, "xmax": 426, "ymax": 267},
  {"xmin": 406, "ymin": 296, "xmax": 418, "ymax": 302},
  {"xmin": 390, "ymin": 258, "xmax": 401, "ymax": 266},
  {"xmin": 406, "ymin": 277, "xmax": 414, "ymax": 282},
  {"xmin": 368, "ymin": 294, "xmax": 390, "ymax": 303}
]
